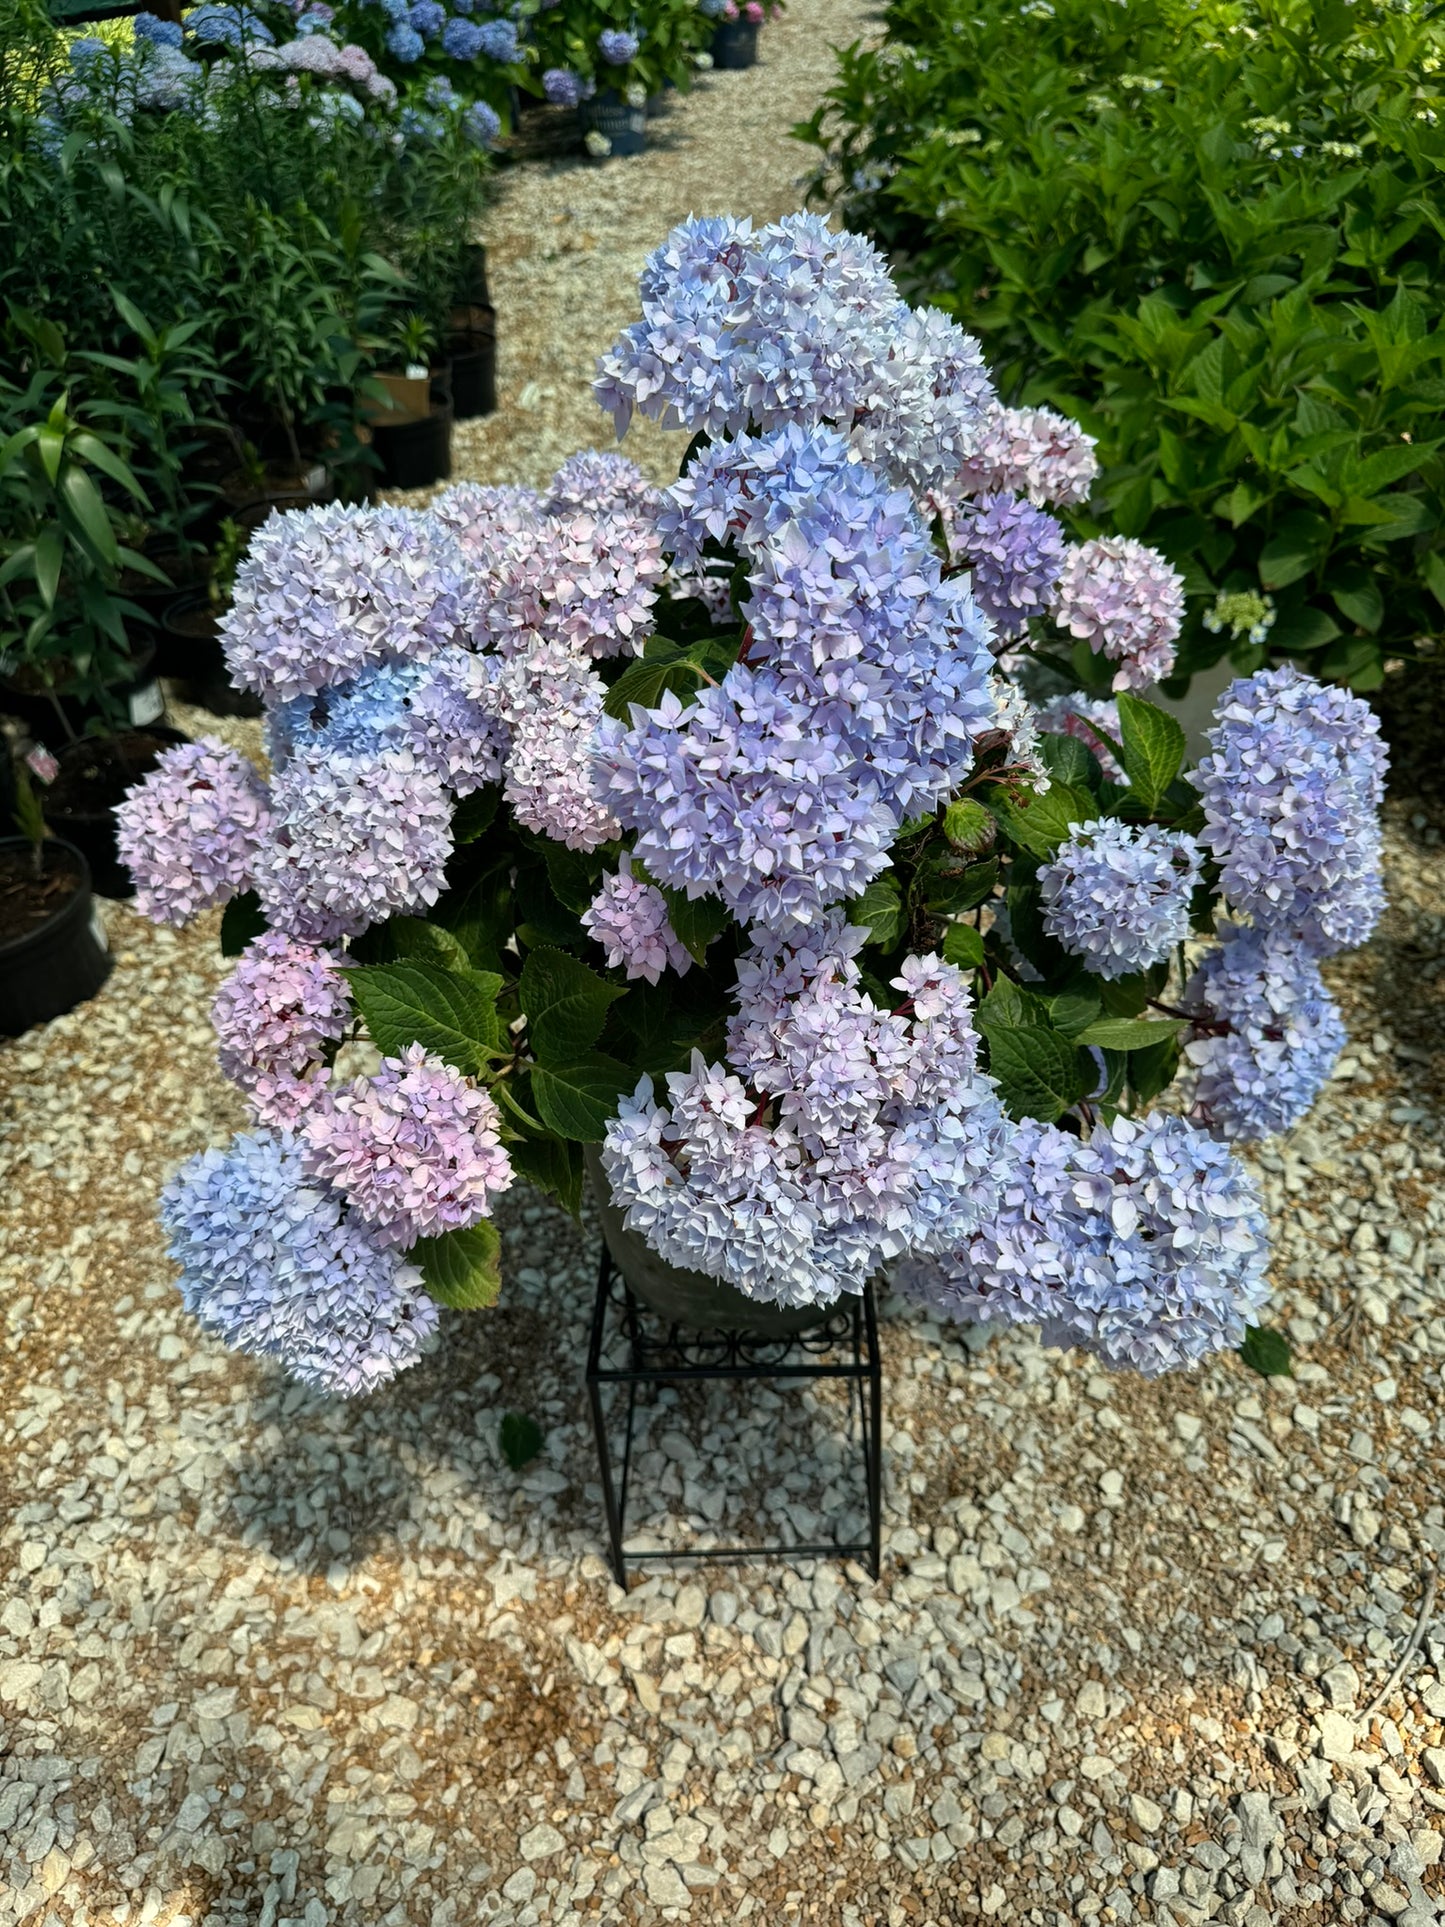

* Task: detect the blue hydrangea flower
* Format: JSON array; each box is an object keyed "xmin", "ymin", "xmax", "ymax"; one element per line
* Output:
[
  {"xmin": 409, "ymin": 0, "xmax": 447, "ymax": 37},
  {"xmin": 386, "ymin": 21, "xmax": 424, "ymax": 59},
  {"xmin": 1039, "ymin": 818, "xmax": 1202, "ymax": 979},
  {"xmin": 477, "ymin": 17, "xmax": 519, "ymax": 58},
  {"xmin": 424, "ymin": 73, "xmax": 459, "ymax": 105},
  {"xmin": 185, "ymin": 4, "xmax": 275, "ymax": 46},
  {"xmin": 598, "ymin": 27, "xmax": 640, "ymax": 63},
  {"xmin": 1182, "ymin": 923, "xmax": 1347, "ymax": 1141},
  {"xmin": 947, "ymin": 490, "xmax": 1066, "ymax": 640},
  {"xmin": 441, "ymin": 15, "xmax": 481, "ymax": 57},
  {"xmin": 543, "ymin": 65, "xmax": 584, "ymax": 106},
  {"xmin": 462, "ymin": 99, "xmax": 501, "ymax": 145},
  {"xmin": 1195, "ymin": 664, "xmax": 1387, "ymax": 954},
  {"xmin": 161, "ymin": 1130, "xmax": 440, "ymax": 1398},
  {"xmin": 133, "ymin": 11, "xmax": 184, "ymax": 47}
]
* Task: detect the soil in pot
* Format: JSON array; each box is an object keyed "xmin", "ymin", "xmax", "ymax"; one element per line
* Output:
[
  {"xmin": 0, "ymin": 642, "xmax": 165, "ymax": 741},
  {"xmin": 0, "ymin": 837, "xmax": 111, "ymax": 1034},
  {"xmin": 46, "ymin": 725, "xmax": 189, "ymax": 901}
]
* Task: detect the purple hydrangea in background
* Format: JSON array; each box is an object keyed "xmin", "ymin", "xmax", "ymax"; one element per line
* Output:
[
  {"xmin": 582, "ymin": 865, "xmax": 693, "ymax": 983},
  {"xmin": 598, "ymin": 28, "xmax": 640, "ymax": 63},
  {"xmin": 257, "ymin": 748, "xmax": 455, "ymax": 943},
  {"xmin": 955, "ymin": 403, "xmax": 1099, "ymax": 508},
  {"xmin": 476, "ymin": 17, "xmax": 520, "ymax": 59},
  {"xmin": 161, "ymin": 1130, "xmax": 438, "ymax": 1397},
  {"xmin": 546, "ymin": 450, "xmax": 660, "ymax": 517},
  {"xmin": 1181, "ymin": 923, "xmax": 1347, "ymax": 1141},
  {"xmin": 542, "ymin": 66, "xmax": 585, "ymax": 106},
  {"xmin": 115, "ymin": 740, "xmax": 273, "ymax": 927},
  {"xmin": 1195, "ymin": 664, "xmax": 1387, "ymax": 953},
  {"xmin": 462, "ymin": 100, "xmax": 501, "ymax": 145},
  {"xmin": 1039, "ymin": 818, "xmax": 1201, "ymax": 979},
  {"xmin": 221, "ymin": 504, "xmax": 469, "ymax": 703},
  {"xmin": 1051, "ymin": 536, "xmax": 1185, "ymax": 691},
  {"xmin": 386, "ymin": 23, "xmax": 424, "ymax": 60},
  {"xmin": 212, "ymin": 932, "xmax": 352, "ymax": 1128},
  {"xmin": 441, "ymin": 16, "xmax": 483, "ymax": 57},
  {"xmin": 895, "ymin": 1111, "xmax": 1270, "ymax": 1374},
  {"xmin": 301, "ymin": 1044, "xmax": 513, "ymax": 1246},
  {"xmin": 408, "ymin": 0, "xmax": 446, "ymax": 37},
  {"xmin": 947, "ymin": 490, "xmax": 1066, "ymax": 640}
]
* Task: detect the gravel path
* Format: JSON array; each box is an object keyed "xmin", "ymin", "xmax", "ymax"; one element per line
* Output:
[{"xmin": 8, "ymin": 15, "xmax": 1445, "ymax": 1926}]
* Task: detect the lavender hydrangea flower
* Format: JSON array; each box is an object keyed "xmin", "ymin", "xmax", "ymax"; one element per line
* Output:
[
  {"xmin": 895, "ymin": 1112, "xmax": 1270, "ymax": 1375},
  {"xmin": 954, "ymin": 403, "xmax": 1099, "ymax": 508},
  {"xmin": 116, "ymin": 740, "xmax": 273, "ymax": 927},
  {"xmin": 546, "ymin": 451, "xmax": 660, "ymax": 517},
  {"xmin": 301, "ymin": 1043, "xmax": 513, "ymax": 1246},
  {"xmin": 1039, "ymin": 818, "xmax": 1202, "ymax": 978},
  {"xmin": 1194, "ymin": 664, "xmax": 1387, "ymax": 953},
  {"xmin": 212, "ymin": 932, "xmax": 351, "ymax": 1128},
  {"xmin": 947, "ymin": 490, "xmax": 1066, "ymax": 639},
  {"xmin": 477, "ymin": 18, "xmax": 520, "ymax": 59},
  {"xmin": 441, "ymin": 16, "xmax": 483, "ymax": 57},
  {"xmin": 267, "ymin": 655, "xmax": 504, "ymax": 795},
  {"xmin": 542, "ymin": 66, "xmax": 585, "ymax": 107},
  {"xmin": 483, "ymin": 638, "xmax": 621, "ymax": 850},
  {"xmin": 257, "ymin": 748, "xmax": 455, "ymax": 942},
  {"xmin": 1181, "ymin": 924, "xmax": 1347, "ymax": 1141},
  {"xmin": 161, "ymin": 1129, "xmax": 438, "ymax": 1397},
  {"xmin": 582, "ymin": 864, "xmax": 693, "ymax": 983},
  {"xmin": 1051, "ymin": 537, "xmax": 1185, "ymax": 691},
  {"xmin": 221, "ymin": 504, "xmax": 469, "ymax": 703},
  {"xmin": 598, "ymin": 28, "xmax": 640, "ymax": 63},
  {"xmin": 461, "ymin": 100, "xmax": 500, "ymax": 145}
]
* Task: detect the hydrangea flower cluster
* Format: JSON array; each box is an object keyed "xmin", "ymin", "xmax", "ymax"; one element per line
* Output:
[
  {"xmin": 1034, "ymin": 693, "xmax": 1124, "ymax": 781},
  {"xmin": 1181, "ymin": 924, "xmax": 1347, "ymax": 1141},
  {"xmin": 1051, "ymin": 536, "xmax": 1186, "ymax": 691},
  {"xmin": 947, "ymin": 491, "xmax": 1066, "ymax": 640},
  {"xmin": 602, "ymin": 918, "xmax": 1010, "ymax": 1306},
  {"xmin": 599, "ymin": 29, "xmax": 641, "ymax": 63},
  {"xmin": 582, "ymin": 864, "xmax": 693, "ymax": 983},
  {"xmin": 895, "ymin": 1113, "xmax": 1271, "ymax": 1376},
  {"xmin": 211, "ymin": 932, "xmax": 352, "ymax": 1128},
  {"xmin": 1039, "ymin": 819, "xmax": 1202, "ymax": 979},
  {"xmin": 300, "ymin": 1043, "xmax": 513, "ymax": 1245},
  {"xmin": 1195, "ymin": 664, "xmax": 1387, "ymax": 953},
  {"xmin": 953, "ymin": 403, "xmax": 1099, "ymax": 507},
  {"xmin": 161, "ymin": 1130, "xmax": 439, "ymax": 1398},
  {"xmin": 543, "ymin": 67, "xmax": 588, "ymax": 106},
  {"xmin": 115, "ymin": 740, "xmax": 273, "ymax": 927}
]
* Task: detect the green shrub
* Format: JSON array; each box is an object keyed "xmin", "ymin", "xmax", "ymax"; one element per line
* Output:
[{"xmin": 800, "ymin": 0, "xmax": 1445, "ymax": 689}]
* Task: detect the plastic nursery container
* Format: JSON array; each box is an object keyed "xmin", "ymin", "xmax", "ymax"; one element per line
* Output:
[
  {"xmin": 372, "ymin": 377, "xmax": 454, "ymax": 491},
  {"xmin": 0, "ymin": 837, "xmax": 111, "ymax": 1036},
  {"xmin": 710, "ymin": 20, "xmax": 759, "ymax": 68},
  {"xmin": 45, "ymin": 725, "xmax": 189, "ymax": 902},
  {"xmin": 579, "ymin": 90, "xmax": 647, "ymax": 159},
  {"xmin": 159, "ymin": 596, "xmax": 262, "ymax": 719},
  {"xmin": 0, "ymin": 640, "xmax": 165, "ymax": 745},
  {"xmin": 448, "ymin": 324, "xmax": 498, "ymax": 421},
  {"xmin": 582, "ymin": 1146, "xmax": 831, "ymax": 1337}
]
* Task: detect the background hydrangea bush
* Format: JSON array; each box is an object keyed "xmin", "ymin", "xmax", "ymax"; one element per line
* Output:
[{"xmin": 119, "ymin": 212, "xmax": 1386, "ymax": 1399}]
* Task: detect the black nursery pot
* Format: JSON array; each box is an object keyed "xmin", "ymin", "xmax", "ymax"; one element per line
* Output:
[
  {"xmin": 372, "ymin": 382, "xmax": 453, "ymax": 491},
  {"xmin": 161, "ymin": 596, "xmax": 262, "ymax": 718},
  {"xmin": 710, "ymin": 19, "xmax": 759, "ymax": 67},
  {"xmin": 45, "ymin": 725, "xmax": 190, "ymax": 902},
  {"xmin": 448, "ymin": 324, "xmax": 498, "ymax": 420},
  {"xmin": 0, "ymin": 838, "xmax": 111, "ymax": 1036},
  {"xmin": 579, "ymin": 89, "xmax": 647, "ymax": 157},
  {"xmin": 0, "ymin": 641, "xmax": 165, "ymax": 744}
]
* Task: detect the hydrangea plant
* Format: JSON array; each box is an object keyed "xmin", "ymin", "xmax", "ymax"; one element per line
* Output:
[{"xmin": 120, "ymin": 212, "xmax": 1387, "ymax": 1399}]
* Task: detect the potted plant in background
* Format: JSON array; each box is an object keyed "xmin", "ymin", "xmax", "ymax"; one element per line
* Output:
[
  {"xmin": 366, "ymin": 311, "xmax": 453, "ymax": 489},
  {"xmin": 117, "ymin": 215, "xmax": 1382, "ymax": 1430},
  {"xmin": 0, "ymin": 758, "xmax": 111, "ymax": 1036},
  {"xmin": 701, "ymin": 0, "xmax": 775, "ymax": 71}
]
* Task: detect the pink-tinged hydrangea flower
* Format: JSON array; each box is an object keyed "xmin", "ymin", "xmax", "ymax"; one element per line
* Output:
[
  {"xmin": 257, "ymin": 747, "xmax": 454, "ymax": 942},
  {"xmin": 601, "ymin": 918, "xmax": 1009, "ymax": 1307},
  {"xmin": 1051, "ymin": 537, "xmax": 1185, "ymax": 690},
  {"xmin": 582, "ymin": 863, "xmax": 693, "ymax": 983},
  {"xmin": 1039, "ymin": 818, "xmax": 1202, "ymax": 979},
  {"xmin": 211, "ymin": 931, "xmax": 351, "ymax": 1128},
  {"xmin": 1194, "ymin": 664, "xmax": 1387, "ymax": 953},
  {"xmin": 894, "ymin": 1112, "xmax": 1270, "ymax": 1375},
  {"xmin": 546, "ymin": 451, "xmax": 662, "ymax": 517},
  {"xmin": 116, "ymin": 739, "xmax": 273, "ymax": 926},
  {"xmin": 545, "ymin": 508, "xmax": 667, "ymax": 659},
  {"xmin": 954, "ymin": 403, "xmax": 1099, "ymax": 507},
  {"xmin": 161, "ymin": 1128, "xmax": 438, "ymax": 1397},
  {"xmin": 221, "ymin": 503, "xmax": 469, "ymax": 702},
  {"xmin": 1181, "ymin": 923, "xmax": 1347, "ymax": 1141},
  {"xmin": 300, "ymin": 1043, "xmax": 513, "ymax": 1247},
  {"xmin": 947, "ymin": 490, "xmax": 1066, "ymax": 639},
  {"xmin": 1035, "ymin": 693, "xmax": 1125, "ymax": 781},
  {"xmin": 483, "ymin": 638, "xmax": 621, "ymax": 850},
  {"xmin": 429, "ymin": 482, "xmax": 544, "ymax": 561}
]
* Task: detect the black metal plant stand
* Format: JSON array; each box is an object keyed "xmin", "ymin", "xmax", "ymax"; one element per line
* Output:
[{"xmin": 585, "ymin": 1247, "xmax": 883, "ymax": 1587}]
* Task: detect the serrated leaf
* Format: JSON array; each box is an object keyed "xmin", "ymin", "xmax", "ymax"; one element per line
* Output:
[
  {"xmin": 1048, "ymin": 985, "xmax": 1103, "ymax": 1037},
  {"xmin": 1077, "ymin": 1016, "xmax": 1183, "ymax": 1049},
  {"xmin": 659, "ymin": 886, "xmax": 730, "ymax": 964},
  {"xmin": 1037, "ymin": 733, "xmax": 1101, "ymax": 790},
  {"xmin": 531, "ymin": 1051, "xmax": 633, "ymax": 1141},
  {"xmin": 219, "ymin": 889, "xmax": 267, "ymax": 957},
  {"xmin": 451, "ymin": 785, "xmax": 499, "ymax": 844},
  {"xmin": 507, "ymin": 1132, "xmax": 585, "ymax": 1217},
  {"xmin": 926, "ymin": 852, "xmax": 1000, "ymax": 914},
  {"xmin": 942, "ymin": 922, "xmax": 985, "ymax": 969},
  {"xmin": 520, "ymin": 947, "xmax": 626, "ymax": 1062},
  {"xmin": 347, "ymin": 961, "xmax": 495, "ymax": 1076},
  {"xmin": 981, "ymin": 1022, "xmax": 1093, "ymax": 1124},
  {"xmin": 387, "ymin": 916, "xmax": 473, "ymax": 974},
  {"xmin": 602, "ymin": 646, "xmax": 711, "ymax": 721},
  {"xmin": 499, "ymin": 1411, "xmax": 545, "ymax": 1470},
  {"xmin": 1239, "ymin": 1325, "xmax": 1293, "ymax": 1378},
  {"xmin": 414, "ymin": 1221, "xmax": 502, "ymax": 1309},
  {"xmin": 1115, "ymin": 693, "xmax": 1186, "ymax": 812},
  {"xmin": 986, "ymin": 782, "xmax": 1098, "ymax": 858},
  {"xmin": 848, "ymin": 875, "xmax": 904, "ymax": 949}
]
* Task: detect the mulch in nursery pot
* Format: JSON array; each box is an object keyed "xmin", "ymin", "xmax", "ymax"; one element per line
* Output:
[
  {"xmin": 0, "ymin": 837, "xmax": 111, "ymax": 1035},
  {"xmin": 45, "ymin": 726, "xmax": 189, "ymax": 902},
  {"xmin": 711, "ymin": 19, "xmax": 760, "ymax": 67}
]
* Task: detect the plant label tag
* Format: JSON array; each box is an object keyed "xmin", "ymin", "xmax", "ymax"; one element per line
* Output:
[
  {"xmin": 89, "ymin": 909, "xmax": 109, "ymax": 955},
  {"xmin": 129, "ymin": 682, "xmax": 165, "ymax": 727},
  {"xmin": 305, "ymin": 465, "xmax": 328, "ymax": 495},
  {"xmin": 25, "ymin": 746, "xmax": 59, "ymax": 785}
]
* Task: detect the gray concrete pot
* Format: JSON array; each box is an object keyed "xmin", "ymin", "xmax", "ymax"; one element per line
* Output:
[{"xmin": 582, "ymin": 1145, "xmax": 832, "ymax": 1336}]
